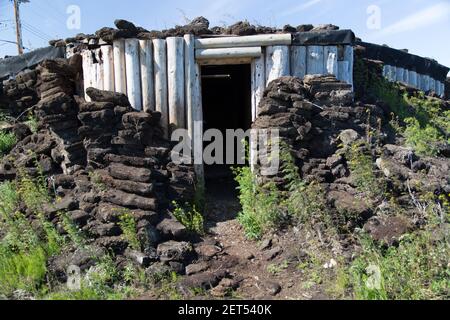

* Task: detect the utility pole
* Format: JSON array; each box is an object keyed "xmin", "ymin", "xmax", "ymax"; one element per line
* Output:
[{"xmin": 13, "ymin": 0, "xmax": 24, "ymax": 55}]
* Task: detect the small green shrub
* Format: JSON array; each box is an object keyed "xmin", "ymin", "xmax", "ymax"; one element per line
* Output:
[
  {"xmin": 233, "ymin": 166, "xmax": 282, "ymax": 240},
  {"xmin": 348, "ymin": 141, "xmax": 385, "ymax": 199},
  {"xmin": 172, "ymin": 201, "xmax": 204, "ymax": 235},
  {"xmin": 0, "ymin": 245, "xmax": 47, "ymax": 296},
  {"xmin": 0, "ymin": 131, "xmax": 17, "ymax": 156},
  {"xmin": 118, "ymin": 212, "xmax": 140, "ymax": 251},
  {"xmin": 404, "ymin": 118, "xmax": 442, "ymax": 156},
  {"xmin": 350, "ymin": 229, "xmax": 449, "ymax": 300},
  {"xmin": 25, "ymin": 113, "xmax": 39, "ymax": 133}
]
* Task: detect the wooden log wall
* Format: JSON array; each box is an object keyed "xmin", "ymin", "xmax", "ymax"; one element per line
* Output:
[
  {"xmin": 382, "ymin": 64, "xmax": 445, "ymax": 97},
  {"xmin": 81, "ymin": 35, "xmax": 356, "ymax": 142}
]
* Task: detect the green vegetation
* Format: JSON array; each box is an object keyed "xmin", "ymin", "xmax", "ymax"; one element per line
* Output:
[
  {"xmin": 0, "ymin": 131, "xmax": 17, "ymax": 156},
  {"xmin": 172, "ymin": 201, "xmax": 204, "ymax": 235},
  {"xmin": 233, "ymin": 166, "xmax": 282, "ymax": 240},
  {"xmin": 233, "ymin": 147, "xmax": 329, "ymax": 240},
  {"xmin": 347, "ymin": 141, "xmax": 385, "ymax": 199},
  {"xmin": 0, "ymin": 172, "xmax": 180, "ymax": 300},
  {"xmin": 359, "ymin": 59, "xmax": 449, "ymax": 157},
  {"xmin": 350, "ymin": 221, "xmax": 448, "ymax": 300},
  {"xmin": 25, "ymin": 113, "xmax": 39, "ymax": 134},
  {"xmin": 118, "ymin": 211, "xmax": 140, "ymax": 251}
]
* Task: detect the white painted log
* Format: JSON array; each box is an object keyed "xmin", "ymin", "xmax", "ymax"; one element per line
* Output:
[
  {"xmin": 429, "ymin": 78, "xmax": 436, "ymax": 93},
  {"xmin": 113, "ymin": 40, "xmax": 127, "ymax": 94},
  {"xmin": 389, "ymin": 65, "xmax": 397, "ymax": 82},
  {"xmin": 383, "ymin": 65, "xmax": 389, "ymax": 78},
  {"xmin": 196, "ymin": 47, "xmax": 261, "ymax": 60},
  {"xmin": 403, "ymin": 68, "xmax": 409, "ymax": 84},
  {"xmin": 344, "ymin": 45, "xmax": 353, "ymax": 86},
  {"xmin": 306, "ymin": 46, "xmax": 324, "ymax": 75},
  {"xmin": 251, "ymin": 54, "xmax": 265, "ymax": 121},
  {"xmin": 265, "ymin": 45, "xmax": 290, "ymax": 85},
  {"xmin": 153, "ymin": 39, "xmax": 169, "ymax": 139},
  {"xmin": 396, "ymin": 67, "xmax": 405, "ymax": 83},
  {"xmin": 423, "ymin": 75, "xmax": 431, "ymax": 92},
  {"xmin": 125, "ymin": 39, "xmax": 142, "ymax": 111},
  {"xmin": 291, "ymin": 46, "xmax": 307, "ymax": 79},
  {"xmin": 409, "ymin": 70, "xmax": 418, "ymax": 88},
  {"xmin": 184, "ymin": 34, "xmax": 204, "ymax": 182},
  {"xmin": 184, "ymin": 35, "xmax": 195, "ymax": 149},
  {"xmin": 139, "ymin": 40, "xmax": 155, "ymax": 112},
  {"xmin": 337, "ymin": 61, "xmax": 349, "ymax": 83},
  {"xmin": 195, "ymin": 33, "xmax": 292, "ymax": 49},
  {"xmin": 101, "ymin": 45, "xmax": 115, "ymax": 91},
  {"xmin": 324, "ymin": 46, "xmax": 338, "ymax": 76},
  {"xmin": 167, "ymin": 37, "xmax": 185, "ymax": 131},
  {"xmin": 434, "ymin": 81, "xmax": 441, "ymax": 96},
  {"xmin": 421, "ymin": 74, "xmax": 428, "ymax": 91},
  {"xmin": 94, "ymin": 49, "xmax": 104, "ymax": 91},
  {"xmin": 81, "ymin": 50, "xmax": 93, "ymax": 101}
]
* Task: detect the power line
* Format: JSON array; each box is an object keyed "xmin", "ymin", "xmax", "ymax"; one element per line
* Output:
[{"xmin": 22, "ymin": 21, "xmax": 53, "ymax": 40}]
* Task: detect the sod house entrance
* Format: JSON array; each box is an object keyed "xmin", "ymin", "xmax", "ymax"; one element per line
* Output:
[{"xmin": 201, "ymin": 64, "xmax": 252, "ymax": 188}]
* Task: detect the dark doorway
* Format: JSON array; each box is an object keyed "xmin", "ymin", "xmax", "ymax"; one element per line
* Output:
[{"xmin": 201, "ymin": 64, "xmax": 252, "ymax": 189}]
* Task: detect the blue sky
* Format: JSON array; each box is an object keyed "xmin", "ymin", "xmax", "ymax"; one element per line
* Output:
[{"xmin": 0, "ymin": 0, "xmax": 449, "ymax": 71}]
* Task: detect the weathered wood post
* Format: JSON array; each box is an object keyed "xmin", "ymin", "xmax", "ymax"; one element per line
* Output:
[
  {"xmin": 167, "ymin": 37, "xmax": 186, "ymax": 132},
  {"xmin": 153, "ymin": 39, "xmax": 169, "ymax": 139},
  {"xmin": 125, "ymin": 39, "xmax": 142, "ymax": 111},
  {"xmin": 101, "ymin": 45, "xmax": 115, "ymax": 92},
  {"xmin": 139, "ymin": 40, "xmax": 155, "ymax": 112},
  {"xmin": 185, "ymin": 34, "xmax": 204, "ymax": 184},
  {"xmin": 265, "ymin": 45, "xmax": 290, "ymax": 85},
  {"xmin": 113, "ymin": 40, "xmax": 127, "ymax": 94},
  {"xmin": 324, "ymin": 46, "xmax": 338, "ymax": 76},
  {"xmin": 291, "ymin": 46, "xmax": 306, "ymax": 79},
  {"xmin": 306, "ymin": 46, "xmax": 324, "ymax": 75}
]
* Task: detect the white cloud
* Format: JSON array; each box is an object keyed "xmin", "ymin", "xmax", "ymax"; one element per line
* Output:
[
  {"xmin": 280, "ymin": 0, "xmax": 323, "ymax": 17},
  {"xmin": 377, "ymin": 2, "xmax": 450, "ymax": 37}
]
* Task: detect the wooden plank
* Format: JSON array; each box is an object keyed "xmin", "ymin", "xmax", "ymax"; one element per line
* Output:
[
  {"xmin": 265, "ymin": 45, "xmax": 290, "ymax": 85},
  {"xmin": 409, "ymin": 70, "xmax": 418, "ymax": 88},
  {"xmin": 383, "ymin": 65, "xmax": 389, "ymax": 78},
  {"xmin": 389, "ymin": 65, "xmax": 397, "ymax": 82},
  {"xmin": 113, "ymin": 40, "xmax": 127, "ymax": 94},
  {"xmin": 291, "ymin": 46, "xmax": 306, "ymax": 79},
  {"xmin": 434, "ymin": 80, "xmax": 441, "ymax": 96},
  {"xmin": 196, "ymin": 47, "xmax": 261, "ymax": 60},
  {"xmin": 324, "ymin": 45, "xmax": 338, "ymax": 76},
  {"xmin": 197, "ymin": 57, "xmax": 253, "ymax": 66},
  {"xmin": 167, "ymin": 37, "xmax": 185, "ymax": 132},
  {"xmin": 195, "ymin": 33, "xmax": 292, "ymax": 49},
  {"xmin": 306, "ymin": 45, "xmax": 324, "ymax": 75},
  {"xmin": 81, "ymin": 50, "xmax": 92, "ymax": 101},
  {"xmin": 153, "ymin": 38, "xmax": 169, "ymax": 139},
  {"xmin": 139, "ymin": 40, "xmax": 155, "ymax": 112},
  {"xmin": 184, "ymin": 34, "xmax": 204, "ymax": 184},
  {"xmin": 429, "ymin": 77, "xmax": 436, "ymax": 93},
  {"xmin": 403, "ymin": 68, "xmax": 409, "ymax": 84},
  {"xmin": 101, "ymin": 45, "xmax": 115, "ymax": 91},
  {"xmin": 251, "ymin": 54, "xmax": 265, "ymax": 121},
  {"xmin": 344, "ymin": 45, "xmax": 353, "ymax": 86},
  {"xmin": 396, "ymin": 67, "xmax": 404, "ymax": 83},
  {"xmin": 125, "ymin": 39, "xmax": 142, "ymax": 111},
  {"xmin": 184, "ymin": 35, "xmax": 195, "ymax": 150},
  {"xmin": 337, "ymin": 61, "xmax": 350, "ymax": 83},
  {"xmin": 94, "ymin": 49, "xmax": 104, "ymax": 91}
]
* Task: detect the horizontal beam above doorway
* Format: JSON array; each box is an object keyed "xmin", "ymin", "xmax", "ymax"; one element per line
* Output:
[
  {"xmin": 196, "ymin": 47, "xmax": 262, "ymax": 60},
  {"xmin": 195, "ymin": 34, "xmax": 292, "ymax": 49}
]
